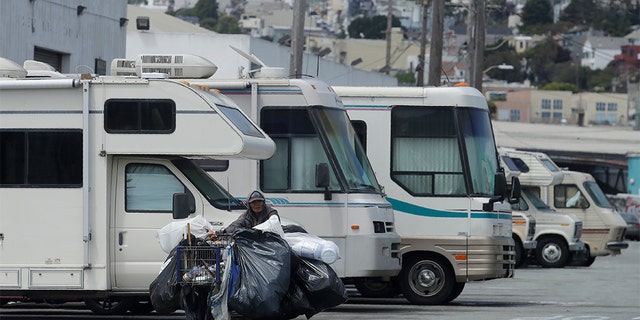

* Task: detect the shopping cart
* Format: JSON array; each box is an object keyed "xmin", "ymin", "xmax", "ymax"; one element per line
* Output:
[{"xmin": 175, "ymin": 234, "xmax": 233, "ymax": 287}]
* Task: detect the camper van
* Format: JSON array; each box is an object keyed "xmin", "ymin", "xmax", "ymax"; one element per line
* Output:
[
  {"xmin": 541, "ymin": 170, "xmax": 628, "ymax": 265},
  {"xmin": 334, "ymin": 86, "xmax": 517, "ymax": 305},
  {"xmin": 115, "ymin": 52, "xmax": 403, "ymax": 284},
  {"xmin": 500, "ymin": 149, "xmax": 584, "ymax": 268},
  {"xmin": 0, "ymin": 55, "xmax": 276, "ymax": 314},
  {"xmin": 500, "ymin": 149, "xmax": 626, "ymax": 266}
]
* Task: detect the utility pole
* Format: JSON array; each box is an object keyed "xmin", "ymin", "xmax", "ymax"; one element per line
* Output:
[
  {"xmin": 290, "ymin": 0, "xmax": 306, "ymax": 78},
  {"xmin": 466, "ymin": 0, "xmax": 485, "ymax": 91},
  {"xmin": 427, "ymin": 0, "xmax": 443, "ymax": 86},
  {"xmin": 384, "ymin": 0, "xmax": 393, "ymax": 74},
  {"xmin": 417, "ymin": 0, "xmax": 428, "ymax": 86}
]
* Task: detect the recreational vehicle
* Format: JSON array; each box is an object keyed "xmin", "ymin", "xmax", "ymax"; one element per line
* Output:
[
  {"xmin": 127, "ymin": 52, "xmax": 403, "ymax": 284},
  {"xmin": 500, "ymin": 149, "xmax": 626, "ymax": 266},
  {"xmin": 335, "ymin": 85, "xmax": 517, "ymax": 305},
  {"xmin": 500, "ymin": 149, "xmax": 584, "ymax": 268},
  {"xmin": 0, "ymin": 55, "xmax": 275, "ymax": 314}
]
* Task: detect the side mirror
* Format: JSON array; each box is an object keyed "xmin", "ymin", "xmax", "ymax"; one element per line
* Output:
[
  {"xmin": 172, "ymin": 193, "xmax": 191, "ymax": 219},
  {"xmin": 483, "ymin": 172, "xmax": 507, "ymax": 211},
  {"xmin": 509, "ymin": 177, "xmax": 521, "ymax": 204},
  {"xmin": 315, "ymin": 163, "xmax": 331, "ymax": 200}
]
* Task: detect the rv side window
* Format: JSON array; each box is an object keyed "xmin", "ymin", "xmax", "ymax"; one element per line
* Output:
[
  {"xmin": 350, "ymin": 120, "xmax": 367, "ymax": 152},
  {"xmin": 260, "ymin": 108, "xmax": 340, "ymax": 192},
  {"xmin": 390, "ymin": 106, "xmax": 466, "ymax": 196},
  {"xmin": 104, "ymin": 99, "xmax": 175, "ymax": 133},
  {"xmin": 554, "ymin": 184, "xmax": 589, "ymax": 209},
  {"xmin": 125, "ymin": 163, "xmax": 189, "ymax": 212},
  {"xmin": 0, "ymin": 130, "xmax": 82, "ymax": 187}
]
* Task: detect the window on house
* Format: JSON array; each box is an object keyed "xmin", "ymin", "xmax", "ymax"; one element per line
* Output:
[
  {"xmin": 553, "ymin": 99, "xmax": 563, "ymax": 109},
  {"xmin": 541, "ymin": 99, "xmax": 551, "ymax": 109}
]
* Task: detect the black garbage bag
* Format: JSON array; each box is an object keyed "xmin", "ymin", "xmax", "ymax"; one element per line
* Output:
[
  {"xmin": 227, "ymin": 228, "xmax": 291, "ymax": 318},
  {"xmin": 149, "ymin": 246, "xmax": 182, "ymax": 314},
  {"xmin": 294, "ymin": 255, "xmax": 348, "ymax": 312}
]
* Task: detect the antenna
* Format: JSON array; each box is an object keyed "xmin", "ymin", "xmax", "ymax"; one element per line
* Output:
[{"xmin": 230, "ymin": 45, "xmax": 267, "ymax": 67}]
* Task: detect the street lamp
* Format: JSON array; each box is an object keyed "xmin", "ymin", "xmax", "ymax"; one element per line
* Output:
[
  {"xmin": 483, "ymin": 63, "xmax": 514, "ymax": 73},
  {"xmin": 316, "ymin": 48, "xmax": 331, "ymax": 77}
]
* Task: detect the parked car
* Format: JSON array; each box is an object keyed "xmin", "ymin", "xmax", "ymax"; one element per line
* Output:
[{"xmin": 619, "ymin": 212, "xmax": 640, "ymax": 241}]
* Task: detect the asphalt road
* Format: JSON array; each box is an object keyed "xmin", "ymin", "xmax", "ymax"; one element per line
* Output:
[{"xmin": 2, "ymin": 241, "xmax": 639, "ymax": 320}]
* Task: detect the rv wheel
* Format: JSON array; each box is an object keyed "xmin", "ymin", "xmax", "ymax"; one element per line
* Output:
[
  {"xmin": 535, "ymin": 237, "xmax": 569, "ymax": 268},
  {"xmin": 445, "ymin": 282, "xmax": 466, "ymax": 303},
  {"xmin": 84, "ymin": 297, "xmax": 133, "ymax": 315},
  {"xmin": 354, "ymin": 278, "xmax": 400, "ymax": 298},
  {"xmin": 398, "ymin": 254, "xmax": 455, "ymax": 305}
]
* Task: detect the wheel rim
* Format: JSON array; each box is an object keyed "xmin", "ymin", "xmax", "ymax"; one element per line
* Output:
[
  {"xmin": 407, "ymin": 260, "xmax": 445, "ymax": 297},
  {"xmin": 541, "ymin": 243, "xmax": 562, "ymax": 263}
]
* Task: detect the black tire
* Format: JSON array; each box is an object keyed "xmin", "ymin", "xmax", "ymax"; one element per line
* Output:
[
  {"xmin": 513, "ymin": 236, "xmax": 526, "ymax": 268},
  {"xmin": 354, "ymin": 278, "xmax": 401, "ymax": 298},
  {"xmin": 84, "ymin": 297, "xmax": 134, "ymax": 315},
  {"xmin": 128, "ymin": 300, "xmax": 155, "ymax": 314},
  {"xmin": 398, "ymin": 254, "xmax": 455, "ymax": 305},
  {"xmin": 535, "ymin": 237, "xmax": 569, "ymax": 268},
  {"xmin": 446, "ymin": 282, "xmax": 465, "ymax": 303}
]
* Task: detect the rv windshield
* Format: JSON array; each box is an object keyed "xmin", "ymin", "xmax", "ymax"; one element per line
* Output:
[
  {"xmin": 172, "ymin": 158, "xmax": 245, "ymax": 210},
  {"xmin": 459, "ymin": 108, "xmax": 499, "ymax": 196},
  {"xmin": 522, "ymin": 188, "xmax": 552, "ymax": 210},
  {"xmin": 583, "ymin": 181, "xmax": 613, "ymax": 209},
  {"xmin": 311, "ymin": 107, "xmax": 381, "ymax": 192}
]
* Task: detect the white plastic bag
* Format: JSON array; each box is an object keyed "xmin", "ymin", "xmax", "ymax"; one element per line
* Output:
[
  {"xmin": 252, "ymin": 215, "xmax": 285, "ymax": 237},
  {"xmin": 284, "ymin": 232, "xmax": 340, "ymax": 264},
  {"xmin": 156, "ymin": 215, "xmax": 214, "ymax": 253}
]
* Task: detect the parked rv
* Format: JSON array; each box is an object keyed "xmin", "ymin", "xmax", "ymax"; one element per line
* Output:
[
  {"xmin": 500, "ymin": 149, "xmax": 627, "ymax": 266},
  {"xmin": 500, "ymin": 148, "xmax": 584, "ymax": 268},
  {"xmin": 335, "ymin": 86, "xmax": 517, "ymax": 305},
  {"xmin": 0, "ymin": 55, "xmax": 275, "ymax": 314},
  {"xmin": 159, "ymin": 51, "xmax": 401, "ymax": 284}
]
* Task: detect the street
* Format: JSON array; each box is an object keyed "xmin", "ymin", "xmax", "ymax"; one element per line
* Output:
[{"xmin": 1, "ymin": 241, "xmax": 639, "ymax": 320}]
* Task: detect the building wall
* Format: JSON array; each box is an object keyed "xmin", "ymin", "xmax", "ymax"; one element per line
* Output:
[
  {"xmin": 0, "ymin": 0, "xmax": 126, "ymax": 74},
  {"xmin": 492, "ymin": 89, "xmax": 532, "ymax": 122}
]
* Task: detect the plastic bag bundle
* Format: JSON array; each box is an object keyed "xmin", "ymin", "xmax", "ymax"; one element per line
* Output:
[
  {"xmin": 227, "ymin": 228, "xmax": 291, "ymax": 318},
  {"xmin": 284, "ymin": 232, "xmax": 340, "ymax": 264},
  {"xmin": 252, "ymin": 215, "xmax": 285, "ymax": 237},
  {"xmin": 157, "ymin": 215, "xmax": 215, "ymax": 253}
]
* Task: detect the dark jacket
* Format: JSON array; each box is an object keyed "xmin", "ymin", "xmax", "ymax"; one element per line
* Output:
[{"xmin": 223, "ymin": 205, "xmax": 279, "ymax": 234}]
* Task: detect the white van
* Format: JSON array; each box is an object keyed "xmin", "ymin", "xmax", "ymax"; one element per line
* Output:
[{"xmin": 0, "ymin": 55, "xmax": 275, "ymax": 314}]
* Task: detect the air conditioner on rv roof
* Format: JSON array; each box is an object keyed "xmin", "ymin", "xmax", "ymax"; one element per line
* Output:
[{"xmin": 110, "ymin": 54, "xmax": 218, "ymax": 79}]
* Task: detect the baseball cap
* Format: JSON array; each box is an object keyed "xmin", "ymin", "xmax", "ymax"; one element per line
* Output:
[{"xmin": 247, "ymin": 190, "xmax": 265, "ymax": 203}]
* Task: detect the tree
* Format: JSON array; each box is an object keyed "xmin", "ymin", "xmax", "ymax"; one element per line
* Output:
[
  {"xmin": 519, "ymin": 0, "xmax": 553, "ymax": 34},
  {"xmin": 559, "ymin": 0, "xmax": 597, "ymax": 25},
  {"xmin": 347, "ymin": 15, "xmax": 401, "ymax": 39},
  {"xmin": 215, "ymin": 15, "xmax": 242, "ymax": 34}
]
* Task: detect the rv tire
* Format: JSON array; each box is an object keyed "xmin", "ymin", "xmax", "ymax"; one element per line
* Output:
[
  {"xmin": 354, "ymin": 278, "xmax": 400, "ymax": 298},
  {"xmin": 84, "ymin": 297, "xmax": 134, "ymax": 315},
  {"xmin": 398, "ymin": 254, "xmax": 455, "ymax": 305},
  {"xmin": 535, "ymin": 237, "xmax": 569, "ymax": 268},
  {"xmin": 446, "ymin": 282, "xmax": 465, "ymax": 303}
]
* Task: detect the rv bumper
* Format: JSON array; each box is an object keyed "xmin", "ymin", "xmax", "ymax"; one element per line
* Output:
[
  {"xmin": 523, "ymin": 240, "xmax": 537, "ymax": 250},
  {"xmin": 569, "ymin": 240, "xmax": 586, "ymax": 252},
  {"xmin": 607, "ymin": 241, "xmax": 629, "ymax": 251}
]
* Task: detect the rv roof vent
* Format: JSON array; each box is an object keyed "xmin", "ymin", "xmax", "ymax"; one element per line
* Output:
[
  {"xmin": 137, "ymin": 54, "xmax": 217, "ymax": 79},
  {"xmin": 253, "ymin": 66, "xmax": 286, "ymax": 79},
  {"xmin": 110, "ymin": 58, "xmax": 137, "ymax": 76},
  {"xmin": 0, "ymin": 57, "xmax": 28, "ymax": 78},
  {"xmin": 22, "ymin": 60, "xmax": 67, "ymax": 78}
]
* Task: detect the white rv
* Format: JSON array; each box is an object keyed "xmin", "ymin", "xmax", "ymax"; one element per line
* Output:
[
  {"xmin": 500, "ymin": 148, "xmax": 584, "ymax": 268},
  {"xmin": 500, "ymin": 149, "xmax": 627, "ymax": 266},
  {"xmin": 0, "ymin": 55, "xmax": 275, "ymax": 314},
  {"xmin": 541, "ymin": 170, "xmax": 628, "ymax": 266},
  {"xmin": 161, "ymin": 52, "xmax": 402, "ymax": 284},
  {"xmin": 334, "ymin": 85, "xmax": 517, "ymax": 305}
]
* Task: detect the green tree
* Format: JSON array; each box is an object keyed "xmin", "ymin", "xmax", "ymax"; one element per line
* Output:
[
  {"xmin": 215, "ymin": 15, "xmax": 242, "ymax": 34},
  {"xmin": 171, "ymin": 0, "xmax": 219, "ymax": 30},
  {"xmin": 523, "ymin": 37, "xmax": 572, "ymax": 86},
  {"xmin": 541, "ymin": 82, "xmax": 578, "ymax": 92},
  {"xmin": 347, "ymin": 15, "xmax": 401, "ymax": 39},
  {"xmin": 519, "ymin": 0, "xmax": 553, "ymax": 34},
  {"xmin": 559, "ymin": 0, "xmax": 597, "ymax": 25},
  {"xmin": 484, "ymin": 39, "xmax": 525, "ymax": 83}
]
